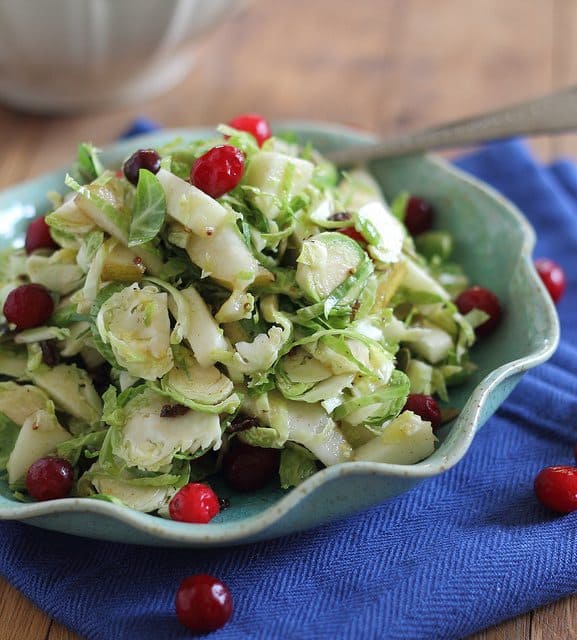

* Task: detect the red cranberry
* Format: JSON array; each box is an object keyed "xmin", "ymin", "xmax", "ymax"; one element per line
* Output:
[
  {"xmin": 222, "ymin": 442, "xmax": 280, "ymax": 492},
  {"xmin": 534, "ymin": 466, "xmax": 577, "ymax": 513},
  {"xmin": 26, "ymin": 457, "xmax": 74, "ymax": 501},
  {"xmin": 3, "ymin": 283, "xmax": 54, "ymax": 330},
  {"xmin": 123, "ymin": 148, "xmax": 161, "ymax": 186},
  {"xmin": 190, "ymin": 145, "xmax": 245, "ymax": 199},
  {"xmin": 176, "ymin": 574, "xmax": 233, "ymax": 633},
  {"xmin": 404, "ymin": 196, "xmax": 434, "ymax": 236},
  {"xmin": 534, "ymin": 258, "xmax": 566, "ymax": 303},
  {"xmin": 455, "ymin": 286, "xmax": 502, "ymax": 337},
  {"xmin": 337, "ymin": 227, "xmax": 366, "ymax": 245},
  {"xmin": 228, "ymin": 113, "xmax": 271, "ymax": 147},
  {"xmin": 25, "ymin": 217, "xmax": 58, "ymax": 254},
  {"xmin": 169, "ymin": 482, "xmax": 220, "ymax": 523},
  {"xmin": 403, "ymin": 394, "xmax": 442, "ymax": 430}
]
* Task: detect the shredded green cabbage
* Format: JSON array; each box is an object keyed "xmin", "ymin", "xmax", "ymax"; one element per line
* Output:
[{"xmin": 0, "ymin": 124, "xmax": 480, "ymax": 511}]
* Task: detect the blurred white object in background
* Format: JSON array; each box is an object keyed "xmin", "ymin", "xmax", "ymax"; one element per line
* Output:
[{"xmin": 0, "ymin": 0, "xmax": 242, "ymax": 113}]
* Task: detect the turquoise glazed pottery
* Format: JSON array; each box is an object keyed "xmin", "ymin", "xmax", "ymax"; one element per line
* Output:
[{"xmin": 0, "ymin": 123, "xmax": 559, "ymax": 547}]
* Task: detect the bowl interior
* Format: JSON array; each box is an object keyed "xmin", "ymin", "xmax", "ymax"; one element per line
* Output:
[{"xmin": 0, "ymin": 123, "xmax": 559, "ymax": 545}]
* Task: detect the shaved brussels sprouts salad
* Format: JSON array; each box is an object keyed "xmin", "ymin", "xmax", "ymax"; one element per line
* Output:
[{"xmin": 0, "ymin": 119, "xmax": 494, "ymax": 517}]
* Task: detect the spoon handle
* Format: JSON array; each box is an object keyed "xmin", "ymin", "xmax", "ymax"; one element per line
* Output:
[{"xmin": 326, "ymin": 85, "xmax": 577, "ymax": 166}]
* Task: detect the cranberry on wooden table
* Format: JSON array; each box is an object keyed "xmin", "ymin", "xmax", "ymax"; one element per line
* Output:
[
  {"xmin": 169, "ymin": 482, "xmax": 220, "ymax": 524},
  {"xmin": 25, "ymin": 216, "xmax": 58, "ymax": 254},
  {"xmin": 404, "ymin": 196, "xmax": 434, "ymax": 236},
  {"xmin": 227, "ymin": 113, "xmax": 272, "ymax": 147},
  {"xmin": 534, "ymin": 258, "xmax": 566, "ymax": 303},
  {"xmin": 534, "ymin": 466, "xmax": 577, "ymax": 513},
  {"xmin": 190, "ymin": 145, "xmax": 245, "ymax": 199},
  {"xmin": 455, "ymin": 285, "xmax": 502, "ymax": 337},
  {"xmin": 26, "ymin": 457, "xmax": 74, "ymax": 501},
  {"xmin": 222, "ymin": 441, "xmax": 280, "ymax": 492},
  {"xmin": 176, "ymin": 574, "xmax": 233, "ymax": 634},
  {"xmin": 123, "ymin": 148, "xmax": 161, "ymax": 186},
  {"xmin": 403, "ymin": 394, "xmax": 442, "ymax": 430},
  {"xmin": 3, "ymin": 283, "xmax": 54, "ymax": 330}
]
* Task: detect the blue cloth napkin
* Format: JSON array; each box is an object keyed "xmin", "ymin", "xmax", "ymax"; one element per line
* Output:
[
  {"xmin": 1, "ymin": 137, "xmax": 576, "ymax": 640},
  {"xmin": 118, "ymin": 117, "xmax": 163, "ymax": 140}
]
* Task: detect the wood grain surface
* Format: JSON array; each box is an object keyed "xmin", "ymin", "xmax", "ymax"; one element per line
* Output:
[{"xmin": 0, "ymin": 1, "xmax": 575, "ymax": 638}]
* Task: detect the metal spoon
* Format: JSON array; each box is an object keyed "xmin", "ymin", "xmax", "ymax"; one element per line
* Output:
[{"xmin": 326, "ymin": 85, "xmax": 577, "ymax": 166}]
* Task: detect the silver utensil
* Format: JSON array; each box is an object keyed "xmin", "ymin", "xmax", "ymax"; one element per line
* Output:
[{"xmin": 326, "ymin": 85, "xmax": 577, "ymax": 166}]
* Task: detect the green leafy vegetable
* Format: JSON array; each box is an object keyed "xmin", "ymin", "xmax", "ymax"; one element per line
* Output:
[
  {"xmin": 0, "ymin": 411, "xmax": 20, "ymax": 471},
  {"xmin": 279, "ymin": 443, "xmax": 318, "ymax": 489},
  {"xmin": 0, "ymin": 123, "xmax": 479, "ymax": 511},
  {"xmin": 128, "ymin": 169, "xmax": 167, "ymax": 247},
  {"xmin": 72, "ymin": 142, "xmax": 104, "ymax": 184},
  {"xmin": 390, "ymin": 191, "xmax": 410, "ymax": 221}
]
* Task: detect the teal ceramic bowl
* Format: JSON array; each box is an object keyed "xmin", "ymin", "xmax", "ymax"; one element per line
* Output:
[{"xmin": 0, "ymin": 123, "xmax": 559, "ymax": 547}]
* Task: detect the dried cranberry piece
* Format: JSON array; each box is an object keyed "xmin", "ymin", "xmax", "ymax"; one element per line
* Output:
[
  {"xmin": 222, "ymin": 442, "xmax": 280, "ymax": 492},
  {"xmin": 160, "ymin": 404, "xmax": 189, "ymax": 418},
  {"xmin": 227, "ymin": 415, "xmax": 260, "ymax": 434}
]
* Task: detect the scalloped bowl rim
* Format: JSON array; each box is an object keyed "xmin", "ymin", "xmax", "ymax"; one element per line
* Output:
[{"xmin": 0, "ymin": 121, "xmax": 560, "ymax": 545}]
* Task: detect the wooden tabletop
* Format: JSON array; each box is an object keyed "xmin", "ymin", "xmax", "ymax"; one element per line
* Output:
[{"xmin": 0, "ymin": 1, "xmax": 575, "ymax": 638}]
